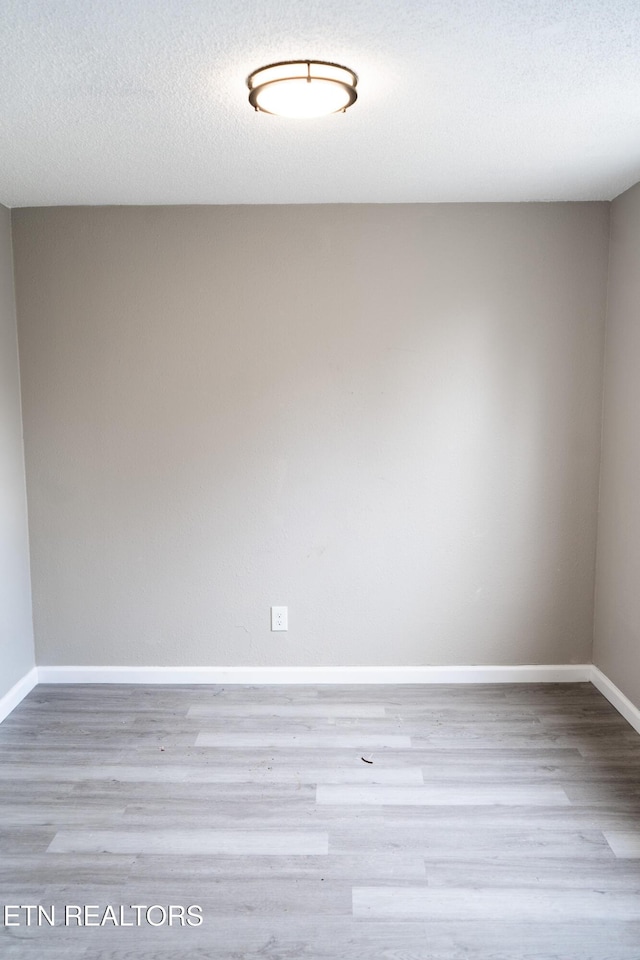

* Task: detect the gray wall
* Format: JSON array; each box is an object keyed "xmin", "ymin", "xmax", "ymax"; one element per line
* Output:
[
  {"xmin": 12, "ymin": 203, "xmax": 609, "ymax": 668},
  {"xmin": 0, "ymin": 204, "xmax": 35, "ymax": 696},
  {"xmin": 594, "ymin": 182, "xmax": 640, "ymax": 704}
]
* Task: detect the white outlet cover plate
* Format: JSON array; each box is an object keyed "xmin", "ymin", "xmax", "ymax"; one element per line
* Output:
[{"xmin": 271, "ymin": 606, "xmax": 288, "ymax": 631}]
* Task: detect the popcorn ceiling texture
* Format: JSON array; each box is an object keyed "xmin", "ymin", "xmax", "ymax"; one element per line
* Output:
[{"xmin": 1, "ymin": 0, "xmax": 640, "ymax": 206}]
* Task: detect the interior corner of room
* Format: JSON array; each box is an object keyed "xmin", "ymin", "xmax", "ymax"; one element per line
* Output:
[
  {"xmin": 1, "ymin": 188, "xmax": 640, "ymax": 729},
  {"xmin": 4, "ymin": 5, "xmax": 640, "ymax": 954}
]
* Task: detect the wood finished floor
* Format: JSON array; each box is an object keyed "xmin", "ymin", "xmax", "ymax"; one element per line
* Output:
[{"xmin": 1, "ymin": 682, "xmax": 640, "ymax": 959}]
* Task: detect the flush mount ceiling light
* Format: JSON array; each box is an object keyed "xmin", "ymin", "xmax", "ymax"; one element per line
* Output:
[{"xmin": 247, "ymin": 60, "xmax": 358, "ymax": 118}]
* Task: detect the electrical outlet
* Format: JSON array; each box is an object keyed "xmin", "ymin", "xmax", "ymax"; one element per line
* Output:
[{"xmin": 271, "ymin": 606, "xmax": 288, "ymax": 631}]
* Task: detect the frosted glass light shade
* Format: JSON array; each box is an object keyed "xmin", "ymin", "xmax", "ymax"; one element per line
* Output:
[{"xmin": 247, "ymin": 61, "xmax": 357, "ymax": 118}]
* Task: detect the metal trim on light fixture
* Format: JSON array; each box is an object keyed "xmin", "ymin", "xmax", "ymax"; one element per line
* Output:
[{"xmin": 247, "ymin": 60, "xmax": 358, "ymax": 117}]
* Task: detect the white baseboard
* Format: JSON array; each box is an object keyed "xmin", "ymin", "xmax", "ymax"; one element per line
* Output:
[
  {"xmin": 590, "ymin": 665, "xmax": 640, "ymax": 736},
  {"xmin": 5, "ymin": 665, "xmax": 639, "ymax": 740},
  {"xmin": 36, "ymin": 663, "xmax": 592, "ymax": 685},
  {"xmin": 0, "ymin": 666, "xmax": 38, "ymax": 724}
]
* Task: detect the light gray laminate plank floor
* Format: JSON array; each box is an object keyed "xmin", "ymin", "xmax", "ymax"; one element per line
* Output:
[
  {"xmin": 315, "ymin": 783, "xmax": 571, "ymax": 806},
  {"xmin": 603, "ymin": 830, "xmax": 640, "ymax": 858},
  {"xmin": 1, "ymin": 682, "xmax": 640, "ymax": 959}
]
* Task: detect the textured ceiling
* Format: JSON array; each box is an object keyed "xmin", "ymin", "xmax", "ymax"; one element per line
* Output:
[{"xmin": 1, "ymin": 0, "xmax": 640, "ymax": 206}]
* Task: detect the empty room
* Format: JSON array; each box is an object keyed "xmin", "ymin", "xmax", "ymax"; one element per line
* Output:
[{"xmin": 1, "ymin": 1, "xmax": 640, "ymax": 958}]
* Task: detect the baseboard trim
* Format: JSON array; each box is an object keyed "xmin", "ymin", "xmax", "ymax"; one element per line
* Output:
[
  {"xmin": 0, "ymin": 666, "xmax": 38, "ymax": 724},
  {"xmin": 590, "ymin": 665, "xmax": 640, "ymax": 736},
  {"xmin": 8, "ymin": 664, "xmax": 639, "ymax": 737},
  {"xmin": 36, "ymin": 663, "xmax": 592, "ymax": 685}
]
